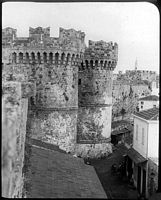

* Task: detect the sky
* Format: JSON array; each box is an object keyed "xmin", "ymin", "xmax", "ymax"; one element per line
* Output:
[{"xmin": 2, "ymin": 2, "xmax": 160, "ymax": 73}]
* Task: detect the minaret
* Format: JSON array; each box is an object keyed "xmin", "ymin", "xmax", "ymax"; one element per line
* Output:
[
  {"xmin": 40, "ymin": 33, "xmax": 43, "ymax": 44},
  {"xmin": 135, "ymin": 58, "xmax": 138, "ymax": 70}
]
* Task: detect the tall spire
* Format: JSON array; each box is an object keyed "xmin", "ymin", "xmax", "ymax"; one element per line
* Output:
[{"xmin": 135, "ymin": 58, "xmax": 138, "ymax": 70}]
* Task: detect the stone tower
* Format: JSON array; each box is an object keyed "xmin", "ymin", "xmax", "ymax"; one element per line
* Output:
[
  {"xmin": 26, "ymin": 27, "xmax": 86, "ymax": 152},
  {"xmin": 2, "ymin": 27, "xmax": 86, "ymax": 153},
  {"xmin": 76, "ymin": 40, "xmax": 118, "ymax": 157},
  {"xmin": 2, "ymin": 26, "xmax": 118, "ymax": 158}
]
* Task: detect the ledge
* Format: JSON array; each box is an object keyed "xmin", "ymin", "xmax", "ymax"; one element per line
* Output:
[
  {"xmin": 30, "ymin": 106, "xmax": 78, "ymax": 111},
  {"xmin": 77, "ymin": 137, "xmax": 111, "ymax": 144},
  {"xmin": 79, "ymin": 103, "xmax": 112, "ymax": 107}
]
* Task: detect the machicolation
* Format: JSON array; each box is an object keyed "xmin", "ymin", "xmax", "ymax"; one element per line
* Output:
[{"xmin": 2, "ymin": 25, "xmax": 118, "ymax": 178}]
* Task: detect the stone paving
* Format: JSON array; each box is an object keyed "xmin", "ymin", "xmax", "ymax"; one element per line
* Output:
[
  {"xmin": 90, "ymin": 144, "xmax": 138, "ymax": 199},
  {"xmin": 24, "ymin": 140, "xmax": 107, "ymax": 198}
]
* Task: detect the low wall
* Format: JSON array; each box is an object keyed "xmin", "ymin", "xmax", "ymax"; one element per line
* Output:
[
  {"xmin": 27, "ymin": 109, "xmax": 77, "ymax": 153},
  {"xmin": 2, "ymin": 82, "xmax": 28, "ymax": 198},
  {"xmin": 148, "ymin": 158, "xmax": 158, "ymax": 196}
]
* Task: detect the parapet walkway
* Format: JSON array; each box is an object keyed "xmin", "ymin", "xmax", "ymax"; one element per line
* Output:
[{"xmin": 24, "ymin": 139, "xmax": 107, "ymax": 198}]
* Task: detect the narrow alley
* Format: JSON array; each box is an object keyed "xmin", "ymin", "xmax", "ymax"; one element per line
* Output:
[{"xmin": 90, "ymin": 144, "xmax": 138, "ymax": 199}]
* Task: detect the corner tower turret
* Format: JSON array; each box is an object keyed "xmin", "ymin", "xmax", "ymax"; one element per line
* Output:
[{"xmin": 76, "ymin": 40, "xmax": 118, "ymax": 157}]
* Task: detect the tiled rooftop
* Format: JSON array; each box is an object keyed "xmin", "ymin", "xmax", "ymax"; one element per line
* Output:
[
  {"xmin": 134, "ymin": 107, "xmax": 159, "ymax": 120},
  {"xmin": 139, "ymin": 95, "xmax": 159, "ymax": 101},
  {"xmin": 111, "ymin": 120, "xmax": 132, "ymax": 129}
]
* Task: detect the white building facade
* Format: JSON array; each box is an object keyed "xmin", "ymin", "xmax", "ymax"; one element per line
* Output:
[
  {"xmin": 127, "ymin": 107, "xmax": 159, "ymax": 199},
  {"xmin": 138, "ymin": 95, "xmax": 159, "ymax": 111}
]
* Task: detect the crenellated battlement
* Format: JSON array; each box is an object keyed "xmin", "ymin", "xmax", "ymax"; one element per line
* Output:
[
  {"xmin": 9, "ymin": 51, "xmax": 82, "ymax": 65},
  {"xmin": 2, "ymin": 26, "xmax": 85, "ymax": 54},
  {"xmin": 79, "ymin": 59, "xmax": 117, "ymax": 71},
  {"xmin": 2, "ymin": 26, "xmax": 118, "ymax": 198},
  {"xmin": 81, "ymin": 40, "xmax": 118, "ymax": 71},
  {"xmin": 29, "ymin": 26, "xmax": 50, "ymax": 38},
  {"xmin": 2, "ymin": 27, "xmax": 117, "ymax": 71}
]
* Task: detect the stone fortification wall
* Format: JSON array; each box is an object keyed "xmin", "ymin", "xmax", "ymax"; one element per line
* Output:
[
  {"xmin": 27, "ymin": 109, "xmax": 77, "ymax": 153},
  {"xmin": 112, "ymin": 81, "xmax": 151, "ymax": 119},
  {"xmin": 2, "ymin": 82, "xmax": 29, "ymax": 198},
  {"xmin": 148, "ymin": 158, "xmax": 158, "ymax": 197},
  {"xmin": 75, "ymin": 40, "xmax": 117, "ymax": 157},
  {"xmin": 2, "ymin": 26, "xmax": 117, "ymax": 158},
  {"xmin": 17, "ymin": 27, "xmax": 85, "ymax": 153}
]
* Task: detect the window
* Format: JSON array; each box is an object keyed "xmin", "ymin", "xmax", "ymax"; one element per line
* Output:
[
  {"xmin": 78, "ymin": 79, "xmax": 81, "ymax": 85},
  {"xmin": 141, "ymin": 106, "xmax": 143, "ymax": 109},
  {"xmin": 142, "ymin": 128, "xmax": 144, "ymax": 145},
  {"xmin": 153, "ymin": 105, "xmax": 156, "ymax": 108},
  {"xmin": 141, "ymin": 101, "xmax": 144, "ymax": 105},
  {"xmin": 136, "ymin": 124, "xmax": 138, "ymax": 140}
]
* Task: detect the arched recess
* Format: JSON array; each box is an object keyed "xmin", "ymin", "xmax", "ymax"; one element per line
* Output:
[
  {"xmin": 31, "ymin": 52, "xmax": 35, "ymax": 63},
  {"xmin": 61, "ymin": 52, "xmax": 65, "ymax": 64},
  {"xmin": 76, "ymin": 54, "xmax": 79, "ymax": 62},
  {"xmin": 43, "ymin": 52, "xmax": 47, "ymax": 63},
  {"xmin": 12, "ymin": 52, "xmax": 17, "ymax": 63},
  {"xmin": 90, "ymin": 60, "xmax": 93, "ymax": 68},
  {"xmin": 55, "ymin": 52, "xmax": 59, "ymax": 65},
  {"xmin": 85, "ymin": 60, "xmax": 89, "ymax": 68},
  {"xmin": 104, "ymin": 60, "xmax": 107, "ymax": 68},
  {"xmin": 95, "ymin": 60, "xmax": 98, "ymax": 67},
  {"xmin": 37, "ymin": 52, "xmax": 41, "ymax": 64},
  {"xmin": 49, "ymin": 52, "xmax": 53, "ymax": 64},
  {"xmin": 100, "ymin": 60, "xmax": 103, "ymax": 68},
  {"xmin": 71, "ymin": 54, "xmax": 75, "ymax": 64},
  {"xmin": 25, "ymin": 52, "xmax": 29, "ymax": 63},
  {"xmin": 66, "ymin": 53, "xmax": 70, "ymax": 65},
  {"xmin": 108, "ymin": 61, "xmax": 111, "ymax": 68},
  {"xmin": 19, "ymin": 52, "xmax": 23, "ymax": 63}
]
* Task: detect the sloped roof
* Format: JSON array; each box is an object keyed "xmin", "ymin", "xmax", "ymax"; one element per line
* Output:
[
  {"xmin": 127, "ymin": 148, "xmax": 147, "ymax": 164},
  {"xmin": 139, "ymin": 95, "xmax": 159, "ymax": 101},
  {"xmin": 25, "ymin": 140, "xmax": 107, "ymax": 198},
  {"xmin": 111, "ymin": 120, "xmax": 132, "ymax": 129},
  {"xmin": 134, "ymin": 107, "xmax": 159, "ymax": 121}
]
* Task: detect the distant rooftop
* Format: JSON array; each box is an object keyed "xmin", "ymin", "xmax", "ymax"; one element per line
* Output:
[
  {"xmin": 134, "ymin": 107, "xmax": 159, "ymax": 121},
  {"xmin": 139, "ymin": 95, "xmax": 159, "ymax": 101}
]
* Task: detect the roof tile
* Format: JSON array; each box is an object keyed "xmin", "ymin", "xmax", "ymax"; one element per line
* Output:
[
  {"xmin": 139, "ymin": 95, "xmax": 159, "ymax": 101},
  {"xmin": 134, "ymin": 107, "xmax": 159, "ymax": 120}
]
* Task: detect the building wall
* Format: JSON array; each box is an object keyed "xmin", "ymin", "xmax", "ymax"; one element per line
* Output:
[
  {"xmin": 138, "ymin": 100, "xmax": 159, "ymax": 111},
  {"xmin": 2, "ymin": 82, "xmax": 28, "ymax": 198},
  {"xmin": 148, "ymin": 158, "xmax": 158, "ymax": 196},
  {"xmin": 148, "ymin": 122, "xmax": 159, "ymax": 158},
  {"xmin": 26, "ymin": 54, "xmax": 79, "ymax": 153},
  {"xmin": 133, "ymin": 117, "xmax": 148, "ymax": 158},
  {"xmin": 2, "ymin": 26, "xmax": 117, "ymax": 159},
  {"xmin": 112, "ymin": 81, "xmax": 151, "ymax": 119},
  {"xmin": 125, "ymin": 70, "xmax": 157, "ymax": 82},
  {"xmin": 78, "ymin": 68, "xmax": 113, "ymax": 142},
  {"xmin": 27, "ymin": 109, "xmax": 77, "ymax": 153}
]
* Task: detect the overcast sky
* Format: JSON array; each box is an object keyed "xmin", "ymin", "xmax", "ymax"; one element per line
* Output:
[{"xmin": 2, "ymin": 2, "xmax": 159, "ymax": 73}]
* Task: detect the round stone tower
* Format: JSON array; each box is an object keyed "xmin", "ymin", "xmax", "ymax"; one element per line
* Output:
[
  {"xmin": 4, "ymin": 27, "xmax": 86, "ymax": 153},
  {"xmin": 27, "ymin": 27, "xmax": 86, "ymax": 152},
  {"xmin": 76, "ymin": 40, "xmax": 118, "ymax": 158}
]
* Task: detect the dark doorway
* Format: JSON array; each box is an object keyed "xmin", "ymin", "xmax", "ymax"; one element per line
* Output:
[
  {"xmin": 142, "ymin": 169, "xmax": 146, "ymax": 196},
  {"xmin": 137, "ymin": 166, "xmax": 141, "ymax": 194},
  {"xmin": 127, "ymin": 157, "xmax": 133, "ymax": 180}
]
